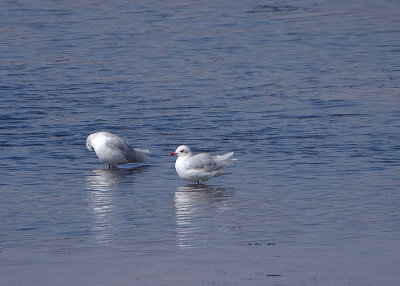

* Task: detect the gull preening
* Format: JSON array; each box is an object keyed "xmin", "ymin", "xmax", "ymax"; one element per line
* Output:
[
  {"xmin": 86, "ymin": 132, "xmax": 150, "ymax": 168},
  {"xmin": 170, "ymin": 145, "xmax": 236, "ymax": 184}
]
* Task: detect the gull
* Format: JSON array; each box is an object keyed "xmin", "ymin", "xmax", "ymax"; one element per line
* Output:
[
  {"xmin": 86, "ymin": 131, "xmax": 150, "ymax": 168},
  {"xmin": 170, "ymin": 145, "xmax": 236, "ymax": 184}
]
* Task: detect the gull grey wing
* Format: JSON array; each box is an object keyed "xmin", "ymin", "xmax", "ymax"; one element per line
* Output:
[
  {"xmin": 186, "ymin": 153, "xmax": 222, "ymax": 172},
  {"xmin": 105, "ymin": 136, "xmax": 135, "ymax": 155},
  {"xmin": 106, "ymin": 135, "xmax": 149, "ymax": 163}
]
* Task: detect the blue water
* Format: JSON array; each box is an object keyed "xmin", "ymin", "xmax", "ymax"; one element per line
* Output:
[{"xmin": 1, "ymin": 0, "xmax": 400, "ymax": 285}]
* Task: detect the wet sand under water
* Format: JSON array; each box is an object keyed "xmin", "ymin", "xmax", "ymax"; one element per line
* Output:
[{"xmin": 1, "ymin": 240, "xmax": 398, "ymax": 286}]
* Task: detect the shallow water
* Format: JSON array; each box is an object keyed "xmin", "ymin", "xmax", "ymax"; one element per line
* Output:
[{"xmin": 1, "ymin": 0, "xmax": 400, "ymax": 285}]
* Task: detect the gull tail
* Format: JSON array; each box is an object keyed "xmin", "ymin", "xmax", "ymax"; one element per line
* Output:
[
  {"xmin": 213, "ymin": 152, "xmax": 237, "ymax": 165},
  {"xmin": 132, "ymin": 148, "xmax": 151, "ymax": 163}
]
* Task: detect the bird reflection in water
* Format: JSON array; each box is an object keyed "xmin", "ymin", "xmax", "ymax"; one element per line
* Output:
[
  {"xmin": 86, "ymin": 166, "xmax": 148, "ymax": 191},
  {"xmin": 85, "ymin": 166, "xmax": 148, "ymax": 244},
  {"xmin": 174, "ymin": 184, "xmax": 234, "ymax": 248}
]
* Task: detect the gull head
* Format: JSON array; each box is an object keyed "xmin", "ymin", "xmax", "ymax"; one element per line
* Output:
[
  {"xmin": 169, "ymin": 145, "xmax": 192, "ymax": 157},
  {"xmin": 86, "ymin": 136, "xmax": 94, "ymax": 151}
]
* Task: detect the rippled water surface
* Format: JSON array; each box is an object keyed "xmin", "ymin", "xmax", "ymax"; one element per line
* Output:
[{"xmin": 1, "ymin": 0, "xmax": 400, "ymax": 285}]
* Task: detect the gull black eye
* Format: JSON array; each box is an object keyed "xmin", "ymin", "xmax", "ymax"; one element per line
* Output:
[{"xmin": 180, "ymin": 150, "xmax": 184, "ymax": 153}]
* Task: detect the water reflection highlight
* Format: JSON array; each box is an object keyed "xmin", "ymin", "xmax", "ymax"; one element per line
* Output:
[
  {"xmin": 85, "ymin": 166, "xmax": 148, "ymax": 191},
  {"xmin": 174, "ymin": 184, "xmax": 234, "ymax": 248},
  {"xmin": 85, "ymin": 166, "xmax": 148, "ymax": 244}
]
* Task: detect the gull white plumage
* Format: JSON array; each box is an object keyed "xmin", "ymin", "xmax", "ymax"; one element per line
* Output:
[
  {"xmin": 86, "ymin": 132, "xmax": 150, "ymax": 168},
  {"xmin": 170, "ymin": 145, "xmax": 236, "ymax": 184}
]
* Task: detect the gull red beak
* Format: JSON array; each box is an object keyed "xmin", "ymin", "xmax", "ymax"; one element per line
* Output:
[{"xmin": 169, "ymin": 152, "xmax": 176, "ymax": 156}]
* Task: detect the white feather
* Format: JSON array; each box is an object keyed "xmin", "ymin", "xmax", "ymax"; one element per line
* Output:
[
  {"xmin": 171, "ymin": 145, "xmax": 236, "ymax": 183},
  {"xmin": 86, "ymin": 132, "xmax": 149, "ymax": 168}
]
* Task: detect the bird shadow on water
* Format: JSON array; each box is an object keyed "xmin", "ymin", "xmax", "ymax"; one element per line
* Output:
[{"xmin": 174, "ymin": 184, "xmax": 235, "ymax": 248}]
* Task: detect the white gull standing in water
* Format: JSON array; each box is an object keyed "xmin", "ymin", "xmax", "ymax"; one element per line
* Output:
[
  {"xmin": 86, "ymin": 131, "xmax": 150, "ymax": 168},
  {"xmin": 169, "ymin": 145, "xmax": 236, "ymax": 184}
]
